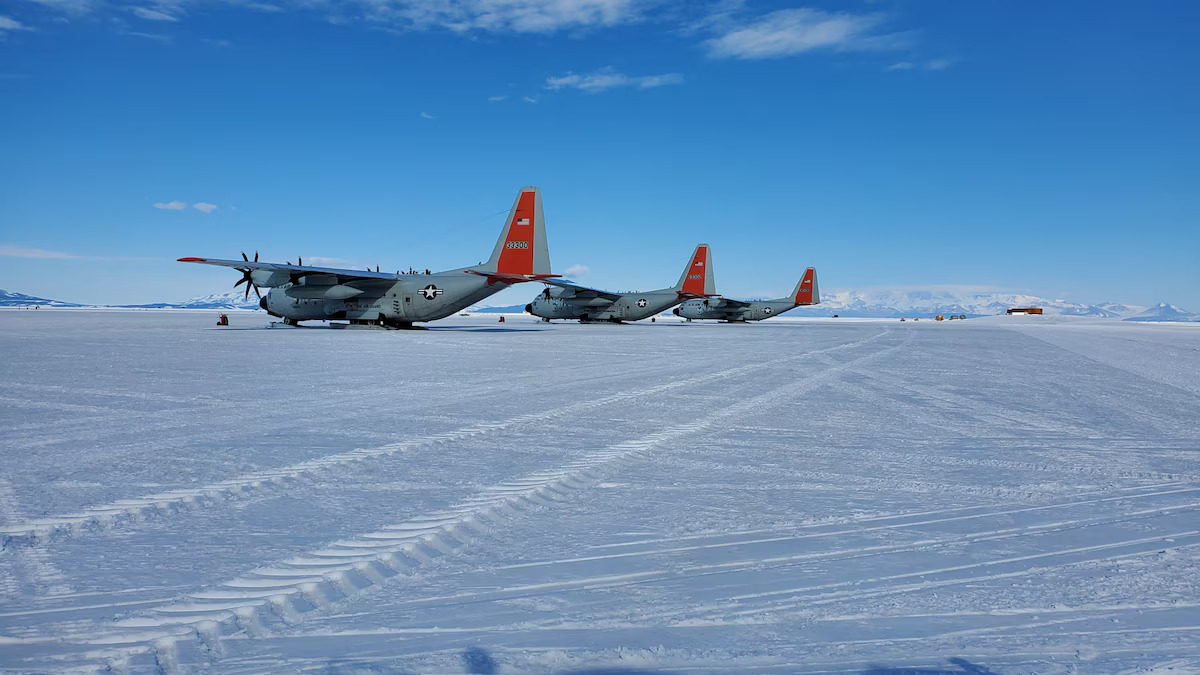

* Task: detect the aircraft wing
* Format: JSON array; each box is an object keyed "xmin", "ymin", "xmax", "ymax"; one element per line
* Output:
[
  {"xmin": 706, "ymin": 297, "xmax": 751, "ymax": 309},
  {"xmin": 178, "ymin": 257, "xmax": 402, "ymax": 284},
  {"xmin": 538, "ymin": 279, "xmax": 624, "ymax": 302}
]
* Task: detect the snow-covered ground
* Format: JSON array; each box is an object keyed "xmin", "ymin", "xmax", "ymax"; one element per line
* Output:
[{"xmin": 2, "ymin": 310, "xmax": 1199, "ymax": 674}]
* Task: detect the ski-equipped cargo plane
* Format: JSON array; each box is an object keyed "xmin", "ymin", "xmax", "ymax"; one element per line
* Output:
[
  {"xmin": 179, "ymin": 186, "xmax": 558, "ymax": 328},
  {"xmin": 526, "ymin": 244, "xmax": 715, "ymax": 323},
  {"xmin": 674, "ymin": 268, "xmax": 819, "ymax": 322}
]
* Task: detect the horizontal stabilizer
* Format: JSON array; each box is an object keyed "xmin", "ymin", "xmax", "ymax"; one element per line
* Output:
[{"xmin": 465, "ymin": 270, "xmax": 561, "ymax": 286}]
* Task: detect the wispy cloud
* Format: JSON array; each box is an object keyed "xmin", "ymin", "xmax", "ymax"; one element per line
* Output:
[
  {"xmin": 487, "ymin": 95, "xmax": 507, "ymax": 102},
  {"xmin": 154, "ymin": 201, "xmax": 188, "ymax": 210},
  {"xmin": 522, "ymin": 95, "xmax": 538, "ymax": 104},
  {"xmin": 127, "ymin": 31, "xmax": 172, "ymax": 42},
  {"xmin": 192, "ymin": 202, "xmax": 218, "ymax": 213},
  {"xmin": 358, "ymin": 0, "xmax": 643, "ymax": 34},
  {"xmin": 130, "ymin": 6, "xmax": 180, "ymax": 22},
  {"xmin": 562, "ymin": 264, "xmax": 590, "ymax": 277},
  {"xmin": 546, "ymin": 67, "xmax": 683, "ymax": 93},
  {"xmin": 0, "ymin": 15, "xmax": 35, "ymax": 32},
  {"xmin": 887, "ymin": 58, "xmax": 954, "ymax": 72},
  {"xmin": 22, "ymin": 0, "xmax": 644, "ymax": 36},
  {"xmin": 420, "ymin": 111, "xmax": 436, "ymax": 119},
  {"xmin": 0, "ymin": 244, "xmax": 75, "ymax": 259},
  {"xmin": 706, "ymin": 8, "xmax": 908, "ymax": 60}
]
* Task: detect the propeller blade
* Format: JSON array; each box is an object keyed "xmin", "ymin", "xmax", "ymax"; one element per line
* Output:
[
  {"xmin": 253, "ymin": 285, "xmax": 262, "ymax": 299},
  {"xmin": 376, "ymin": 265, "xmax": 380, "ymax": 273},
  {"xmin": 298, "ymin": 257, "xmax": 303, "ymax": 266},
  {"xmin": 244, "ymin": 283, "xmax": 251, "ymax": 300},
  {"xmin": 254, "ymin": 251, "xmax": 259, "ymax": 262},
  {"xmin": 234, "ymin": 277, "xmax": 247, "ymax": 288},
  {"xmin": 241, "ymin": 251, "xmax": 249, "ymax": 262}
]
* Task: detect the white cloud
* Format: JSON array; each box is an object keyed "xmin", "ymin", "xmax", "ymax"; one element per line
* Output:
[
  {"xmin": 127, "ymin": 31, "xmax": 172, "ymax": 42},
  {"xmin": 0, "ymin": 15, "xmax": 34, "ymax": 32},
  {"xmin": 154, "ymin": 200, "xmax": 188, "ymax": 210},
  {"xmin": 562, "ymin": 264, "xmax": 590, "ymax": 277},
  {"xmin": 546, "ymin": 67, "xmax": 683, "ymax": 93},
  {"xmin": 192, "ymin": 202, "xmax": 219, "ymax": 213},
  {"xmin": 0, "ymin": 244, "xmax": 74, "ymax": 259},
  {"xmin": 487, "ymin": 95, "xmax": 507, "ymax": 102},
  {"xmin": 521, "ymin": 95, "xmax": 538, "ymax": 103},
  {"xmin": 886, "ymin": 58, "xmax": 954, "ymax": 73},
  {"xmin": 24, "ymin": 0, "xmax": 644, "ymax": 35},
  {"xmin": 706, "ymin": 8, "xmax": 906, "ymax": 60},
  {"xmin": 360, "ymin": 0, "xmax": 643, "ymax": 34},
  {"xmin": 420, "ymin": 111, "xmax": 436, "ymax": 119},
  {"xmin": 130, "ymin": 6, "xmax": 180, "ymax": 21}
]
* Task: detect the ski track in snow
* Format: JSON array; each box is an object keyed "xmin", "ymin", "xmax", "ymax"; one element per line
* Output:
[{"xmin": 2, "ymin": 311, "xmax": 1199, "ymax": 674}]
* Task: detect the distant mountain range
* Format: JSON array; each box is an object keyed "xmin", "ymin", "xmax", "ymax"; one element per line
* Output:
[
  {"xmin": 3, "ymin": 288, "xmax": 1197, "ymax": 322},
  {"xmin": 0, "ymin": 289, "xmax": 262, "ymax": 311}
]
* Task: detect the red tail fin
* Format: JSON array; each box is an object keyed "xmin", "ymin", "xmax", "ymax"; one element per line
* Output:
[
  {"xmin": 484, "ymin": 187, "xmax": 551, "ymax": 277},
  {"xmin": 792, "ymin": 267, "xmax": 818, "ymax": 305},
  {"xmin": 675, "ymin": 244, "xmax": 715, "ymax": 297}
]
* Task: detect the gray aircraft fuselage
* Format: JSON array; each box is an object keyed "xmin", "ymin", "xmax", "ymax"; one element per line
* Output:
[
  {"xmin": 261, "ymin": 268, "xmax": 506, "ymax": 324},
  {"xmin": 674, "ymin": 298, "xmax": 800, "ymax": 322},
  {"xmin": 526, "ymin": 287, "xmax": 682, "ymax": 322}
]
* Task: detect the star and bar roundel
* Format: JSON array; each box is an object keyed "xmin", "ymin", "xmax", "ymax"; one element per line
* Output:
[{"xmin": 419, "ymin": 285, "xmax": 443, "ymax": 300}]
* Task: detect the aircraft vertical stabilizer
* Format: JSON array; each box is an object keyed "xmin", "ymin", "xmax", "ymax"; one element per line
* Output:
[
  {"xmin": 675, "ymin": 244, "xmax": 715, "ymax": 297},
  {"xmin": 791, "ymin": 267, "xmax": 818, "ymax": 306},
  {"xmin": 482, "ymin": 186, "xmax": 551, "ymax": 277}
]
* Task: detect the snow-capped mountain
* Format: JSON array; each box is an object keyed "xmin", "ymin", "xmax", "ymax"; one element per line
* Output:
[
  {"xmin": 778, "ymin": 287, "xmax": 1139, "ymax": 319},
  {"xmin": 170, "ymin": 290, "xmax": 263, "ymax": 310},
  {"xmin": 0, "ymin": 289, "xmax": 82, "ymax": 307},
  {"xmin": 0, "ymin": 289, "xmax": 260, "ymax": 310},
  {"xmin": 1124, "ymin": 303, "xmax": 1200, "ymax": 322}
]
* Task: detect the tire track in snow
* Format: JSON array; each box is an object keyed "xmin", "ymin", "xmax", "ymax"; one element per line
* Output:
[
  {"xmin": 34, "ymin": 327, "xmax": 912, "ymax": 672},
  {"xmin": 325, "ymin": 493, "xmax": 1200, "ymax": 623},
  {"xmin": 0, "ymin": 328, "xmax": 896, "ymax": 548},
  {"xmin": 841, "ymin": 369, "xmax": 1103, "ymax": 439},
  {"xmin": 580, "ymin": 481, "xmax": 1190, "ymax": 551},
  {"xmin": 0, "ymin": 480, "xmax": 74, "ymax": 618},
  {"xmin": 489, "ymin": 483, "xmax": 1200, "ymax": 572}
]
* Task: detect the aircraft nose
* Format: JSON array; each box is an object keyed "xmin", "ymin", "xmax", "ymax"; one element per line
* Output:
[
  {"xmin": 672, "ymin": 308, "xmax": 680, "ymax": 316},
  {"xmin": 524, "ymin": 304, "xmax": 533, "ymax": 314},
  {"xmin": 259, "ymin": 296, "xmax": 268, "ymax": 311}
]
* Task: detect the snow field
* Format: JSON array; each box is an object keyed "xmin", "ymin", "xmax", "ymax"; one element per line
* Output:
[{"xmin": 1, "ymin": 310, "xmax": 1199, "ymax": 673}]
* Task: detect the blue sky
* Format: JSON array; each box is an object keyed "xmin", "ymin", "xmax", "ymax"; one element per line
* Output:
[{"xmin": 1, "ymin": 0, "xmax": 1197, "ymax": 309}]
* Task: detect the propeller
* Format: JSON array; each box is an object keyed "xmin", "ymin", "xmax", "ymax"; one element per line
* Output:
[{"xmin": 234, "ymin": 250, "xmax": 262, "ymax": 300}]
